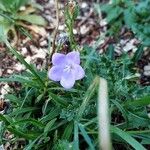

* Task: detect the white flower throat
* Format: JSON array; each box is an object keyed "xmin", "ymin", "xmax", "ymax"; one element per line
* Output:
[{"xmin": 64, "ymin": 64, "xmax": 74, "ymax": 73}]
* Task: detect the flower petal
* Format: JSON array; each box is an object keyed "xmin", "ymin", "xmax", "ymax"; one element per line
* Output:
[
  {"xmin": 66, "ymin": 51, "xmax": 80, "ymax": 64},
  {"xmin": 48, "ymin": 66, "xmax": 63, "ymax": 81},
  {"xmin": 73, "ymin": 64, "xmax": 85, "ymax": 80},
  {"xmin": 52, "ymin": 53, "xmax": 66, "ymax": 66},
  {"xmin": 60, "ymin": 72, "xmax": 75, "ymax": 89}
]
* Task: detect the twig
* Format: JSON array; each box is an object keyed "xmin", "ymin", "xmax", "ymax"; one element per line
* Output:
[
  {"xmin": 78, "ymin": 9, "xmax": 93, "ymax": 27},
  {"xmin": 51, "ymin": 0, "xmax": 59, "ymax": 58}
]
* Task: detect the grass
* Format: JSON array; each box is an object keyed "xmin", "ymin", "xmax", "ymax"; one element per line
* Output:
[
  {"xmin": 0, "ymin": 42, "xmax": 149, "ymax": 149},
  {"xmin": 0, "ymin": 0, "xmax": 150, "ymax": 149}
]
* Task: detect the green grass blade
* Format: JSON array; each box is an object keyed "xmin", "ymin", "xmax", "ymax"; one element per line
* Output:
[
  {"xmin": 4, "ymin": 40, "xmax": 45, "ymax": 87},
  {"xmin": 48, "ymin": 92, "xmax": 68, "ymax": 107},
  {"xmin": 78, "ymin": 123, "xmax": 95, "ymax": 150},
  {"xmin": 44, "ymin": 118, "xmax": 57, "ymax": 133},
  {"xmin": 73, "ymin": 121, "xmax": 79, "ymax": 150},
  {"xmin": 77, "ymin": 77, "xmax": 99, "ymax": 120},
  {"xmin": 124, "ymin": 96, "xmax": 150, "ymax": 108},
  {"xmin": 132, "ymin": 45, "xmax": 144, "ymax": 62},
  {"xmin": 11, "ymin": 119, "xmax": 45, "ymax": 128},
  {"xmin": 111, "ymin": 126, "xmax": 146, "ymax": 150},
  {"xmin": 62, "ymin": 122, "xmax": 74, "ymax": 140},
  {"xmin": 17, "ymin": 14, "xmax": 47, "ymax": 26}
]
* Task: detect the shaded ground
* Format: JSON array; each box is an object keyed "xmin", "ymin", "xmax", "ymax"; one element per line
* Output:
[{"xmin": 0, "ymin": 1, "xmax": 149, "ymax": 93}]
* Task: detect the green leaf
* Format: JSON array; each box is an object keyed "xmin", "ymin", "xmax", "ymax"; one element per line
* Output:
[
  {"xmin": 4, "ymin": 94, "xmax": 21, "ymax": 105},
  {"xmin": 49, "ymin": 92, "xmax": 68, "ymax": 107},
  {"xmin": 62, "ymin": 122, "xmax": 74, "ymax": 140},
  {"xmin": 0, "ymin": 114, "xmax": 10, "ymax": 125},
  {"xmin": 7, "ymin": 126, "xmax": 38, "ymax": 139},
  {"xmin": 17, "ymin": 14, "xmax": 47, "ymax": 26},
  {"xmin": 0, "ymin": 75, "xmax": 40, "ymax": 88},
  {"xmin": 3, "ymin": 40, "xmax": 45, "ymax": 87},
  {"xmin": 111, "ymin": 100, "xmax": 128, "ymax": 122},
  {"xmin": 40, "ymin": 108, "xmax": 60, "ymax": 123},
  {"xmin": 111, "ymin": 126, "xmax": 146, "ymax": 150},
  {"xmin": 78, "ymin": 123, "xmax": 95, "ymax": 150},
  {"xmin": 127, "ymin": 110, "xmax": 150, "ymax": 128},
  {"xmin": 106, "ymin": 6, "xmax": 123, "ymax": 23},
  {"xmin": 77, "ymin": 77, "xmax": 99, "ymax": 120},
  {"xmin": 106, "ymin": 44, "xmax": 115, "ymax": 60},
  {"xmin": 73, "ymin": 121, "xmax": 79, "ymax": 150},
  {"xmin": 132, "ymin": 45, "xmax": 144, "ymax": 62},
  {"xmin": 24, "ymin": 134, "xmax": 43, "ymax": 150},
  {"xmin": 124, "ymin": 96, "xmax": 150, "ymax": 108},
  {"xmin": 10, "ymin": 107, "xmax": 38, "ymax": 116},
  {"xmin": 44, "ymin": 118, "xmax": 57, "ymax": 133},
  {"xmin": 11, "ymin": 118, "xmax": 45, "ymax": 128}
]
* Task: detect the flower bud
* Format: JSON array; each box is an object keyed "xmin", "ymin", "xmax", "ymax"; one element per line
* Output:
[{"xmin": 68, "ymin": 0, "xmax": 76, "ymax": 16}]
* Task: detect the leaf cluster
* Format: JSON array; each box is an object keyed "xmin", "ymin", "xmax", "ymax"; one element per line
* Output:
[
  {"xmin": 0, "ymin": 0, "xmax": 47, "ymax": 43},
  {"xmin": 96, "ymin": 0, "xmax": 150, "ymax": 46},
  {"xmin": 0, "ymin": 43, "xmax": 149, "ymax": 149}
]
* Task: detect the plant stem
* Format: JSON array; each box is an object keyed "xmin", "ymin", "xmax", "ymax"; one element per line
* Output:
[{"xmin": 51, "ymin": 0, "xmax": 59, "ymax": 58}]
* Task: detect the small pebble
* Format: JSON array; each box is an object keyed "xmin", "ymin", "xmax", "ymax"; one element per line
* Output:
[
  {"xmin": 0, "ymin": 69, "xmax": 2, "ymax": 77},
  {"xmin": 0, "ymin": 84, "xmax": 10, "ymax": 99},
  {"xmin": 58, "ymin": 25, "xmax": 65, "ymax": 31},
  {"xmin": 73, "ymin": 29, "xmax": 77, "ymax": 35},
  {"xmin": 14, "ymin": 63, "xmax": 25, "ymax": 72},
  {"xmin": 80, "ymin": 25, "xmax": 90, "ymax": 35},
  {"xmin": 144, "ymin": 65, "xmax": 150, "ymax": 71},
  {"xmin": 40, "ymin": 40, "xmax": 47, "ymax": 47},
  {"xmin": 21, "ymin": 47, "xmax": 28, "ymax": 55},
  {"xmin": 25, "ymin": 56, "xmax": 32, "ymax": 64},
  {"xmin": 30, "ymin": 45, "xmax": 38, "ymax": 54},
  {"xmin": 123, "ymin": 40, "xmax": 136, "ymax": 52},
  {"xmin": 81, "ymin": 2, "xmax": 88, "ymax": 9},
  {"xmin": 144, "ymin": 65, "xmax": 150, "ymax": 76},
  {"xmin": 7, "ymin": 69, "xmax": 13, "ymax": 74}
]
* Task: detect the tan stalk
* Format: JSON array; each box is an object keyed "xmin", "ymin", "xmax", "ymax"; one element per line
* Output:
[{"xmin": 98, "ymin": 78, "xmax": 112, "ymax": 150}]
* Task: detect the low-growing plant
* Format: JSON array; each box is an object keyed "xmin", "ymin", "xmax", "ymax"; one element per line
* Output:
[
  {"xmin": 0, "ymin": 0, "xmax": 150, "ymax": 150},
  {"xmin": 0, "ymin": 0, "xmax": 47, "ymax": 46}
]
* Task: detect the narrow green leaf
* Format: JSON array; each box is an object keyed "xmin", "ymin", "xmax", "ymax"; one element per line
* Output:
[
  {"xmin": 111, "ymin": 126, "xmax": 146, "ymax": 150},
  {"xmin": 44, "ymin": 118, "xmax": 57, "ymax": 133},
  {"xmin": 40, "ymin": 108, "xmax": 60, "ymax": 123},
  {"xmin": 124, "ymin": 96, "xmax": 150, "ymax": 108},
  {"xmin": 7, "ymin": 127, "xmax": 38, "ymax": 139},
  {"xmin": 4, "ymin": 94, "xmax": 21, "ymax": 105},
  {"xmin": 10, "ymin": 107, "xmax": 38, "ymax": 116},
  {"xmin": 62, "ymin": 122, "xmax": 74, "ymax": 140},
  {"xmin": 73, "ymin": 121, "xmax": 79, "ymax": 150},
  {"xmin": 77, "ymin": 77, "xmax": 99, "ymax": 120},
  {"xmin": 132, "ymin": 45, "xmax": 144, "ymax": 62},
  {"xmin": 17, "ymin": 14, "xmax": 47, "ymax": 26},
  {"xmin": 49, "ymin": 92, "xmax": 68, "ymax": 107},
  {"xmin": 78, "ymin": 123, "xmax": 95, "ymax": 150},
  {"xmin": 11, "ymin": 119, "xmax": 45, "ymax": 128},
  {"xmin": 24, "ymin": 134, "xmax": 43, "ymax": 150},
  {"xmin": 111, "ymin": 100, "xmax": 128, "ymax": 122},
  {"xmin": 4, "ymin": 40, "xmax": 45, "ymax": 87}
]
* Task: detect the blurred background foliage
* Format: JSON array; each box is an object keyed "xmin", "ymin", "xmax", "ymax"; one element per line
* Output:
[{"xmin": 95, "ymin": 0, "xmax": 150, "ymax": 46}]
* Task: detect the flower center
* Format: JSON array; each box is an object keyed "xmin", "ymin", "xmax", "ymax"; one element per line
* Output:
[{"xmin": 64, "ymin": 64, "xmax": 73, "ymax": 73}]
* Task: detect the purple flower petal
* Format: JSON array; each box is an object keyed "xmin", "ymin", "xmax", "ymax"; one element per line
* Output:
[
  {"xmin": 73, "ymin": 64, "xmax": 85, "ymax": 80},
  {"xmin": 48, "ymin": 66, "xmax": 63, "ymax": 81},
  {"xmin": 60, "ymin": 71, "xmax": 75, "ymax": 89},
  {"xmin": 52, "ymin": 53, "xmax": 66, "ymax": 66},
  {"xmin": 66, "ymin": 51, "xmax": 80, "ymax": 64}
]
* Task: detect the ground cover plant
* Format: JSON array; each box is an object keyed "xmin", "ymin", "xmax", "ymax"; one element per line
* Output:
[{"xmin": 0, "ymin": 0, "xmax": 150, "ymax": 150}]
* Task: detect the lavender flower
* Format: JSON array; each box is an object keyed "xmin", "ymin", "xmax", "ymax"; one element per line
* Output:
[{"xmin": 48, "ymin": 51, "xmax": 85, "ymax": 89}]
